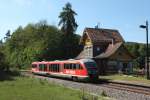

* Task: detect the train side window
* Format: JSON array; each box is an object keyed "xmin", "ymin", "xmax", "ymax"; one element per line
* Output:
[
  {"xmin": 57, "ymin": 64, "xmax": 59, "ymax": 72},
  {"xmin": 68, "ymin": 64, "xmax": 71, "ymax": 69},
  {"xmin": 39, "ymin": 64, "xmax": 43, "ymax": 71},
  {"xmin": 76, "ymin": 64, "xmax": 81, "ymax": 70},
  {"xmin": 64, "ymin": 64, "xmax": 66, "ymax": 69},
  {"xmin": 76, "ymin": 64, "xmax": 78, "ymax": 69},
  {"xmin": 67, "ymin": 64, "xmax": 70, "ymax": 69},
  {"xmin": 64, "ymin": 64, "xmax": 72, "ymax": 69},
  {"xmin": 73, "ymin": 64, "xmax": 76, "ymax": 70},
  {"xmin": 57, "ymin": 64, "xmax": 60, "ymax": 72},
  {"xmin": 50, "ymin": 64, "xmax": 59, "ymax": 72},
  {"xmin": 69, "ymin": 64, "xmax": 72, "ymax": 69},
  {"xmin": 54, "ymin": 64, "xmax": 56, "ymax": 71},
  {"xmin": 53, "ymin": 64, "xmax": 55, "ymax": 71},
  {"xmin": 55, "ymin": 64, "xmax": 57, "ymax": 72},
  {"xmin": 51, "ymin": 64, "xmax": 53, "ymax": 71},
  {"xmin": 44, "ymin": 64, "xmax": 47, "ymax": 71},
  {"xmin": 53, "ymin": 64, "xmax": 55, "ymax": 72},
  {"xmin": 48, "ymin": 64, "xmax": 51, "ymax": 71},
  {"xmin": 79, "ymin": 64, "xmax": 83, "ymax": 70},
  {"xmin": 56, "ymin": 64, "xmax": 58, "ymax": 72},
  {"xmin": 64, "ymin": 64, "xmax": 68, "ymax": 69},
  {"xmin": 69, "ymin": 64, "xmax": 71, "ymax": 69}
]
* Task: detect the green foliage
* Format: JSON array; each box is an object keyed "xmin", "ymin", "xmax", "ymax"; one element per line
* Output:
[
  {"xmin": 58, "ymin": 2, "xmax": 78, "ymax": 35},
  {"xmin": 0, "ymin": 3, "xmax": 81, "ymax": 70},
  {"xmin": 60, "ymin": 34, "xmax": 82, "ymax": 59},
  {"xmin": 2, "ymin": 20, "xmax": 81, "ymax": 69},
  {"xmin": 0, "ymin": 51, "xmax": 5, "ymax": 70},
  {"xmin": 58, "ymin": 3, "xmax": 81, "ymax": 59},
  {"xmin": 3, "ymin": 21, "xmax": 63, "ymax": 69},
  {"xmin": 0, "ymin": 46, "xmax": 9, "ymax": 71},
  {"xmin": 125, "ymin": 42, "xmax": 150, "ymax": 69}
]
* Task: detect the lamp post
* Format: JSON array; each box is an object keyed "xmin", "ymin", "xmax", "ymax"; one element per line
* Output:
[{"xmin": 140, "ymin": 20, "xmax": 149, "ymax": 79}]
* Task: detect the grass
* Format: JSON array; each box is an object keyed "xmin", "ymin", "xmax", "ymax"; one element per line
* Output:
[
  {"xmin": 0, "ymin": 76, "xmax": 81, "ymax": 100},
  {"xmin": 100, "ymin": 74, "xmax": 150, "ymax": 85},
  {"xmin": 0, "ymin": 72, "xmax": 111, "ymax": 100}
]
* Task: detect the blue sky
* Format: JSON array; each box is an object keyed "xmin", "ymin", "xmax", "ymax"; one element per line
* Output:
[{"xmin": 0, "ymin": 0, "xmax": 149, "ymax": 43}]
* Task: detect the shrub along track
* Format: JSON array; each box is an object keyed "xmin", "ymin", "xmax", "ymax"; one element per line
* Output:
[{"xmin": 22, "ymin": 72, "xmax": 150, "ymax": 100}]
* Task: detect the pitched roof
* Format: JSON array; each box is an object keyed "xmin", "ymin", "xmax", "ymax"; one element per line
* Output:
[
  {"xmin": 76, "ymin": 50, "xmax": 85, "ymax": 59},
  {"xmin": 94, "ymin": 42, "xmax": 122, "ymax": 59},
  {"xmin": 76, "ymin": 42, "xmax": 123, "ymax": 59},
  {"xmin": 80, "ymin": 28, "xmax": 124, "ymax": 44}
]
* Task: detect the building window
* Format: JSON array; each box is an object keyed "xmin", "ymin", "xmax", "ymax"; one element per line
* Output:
[
  {"xmin": 85, "ymin": 46, "xmax": 92, "ymax": 58},
  {"xmin": 97, "ymin": 47, "xmax": 100, "ymax": 51}
]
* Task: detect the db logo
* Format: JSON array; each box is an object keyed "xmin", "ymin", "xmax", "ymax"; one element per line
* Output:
[{"xmin": 66, "ymin": 70, "xmax": 75, "ymax": 74}]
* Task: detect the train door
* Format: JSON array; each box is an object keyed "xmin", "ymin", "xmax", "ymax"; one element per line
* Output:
[{"xmin": 74, "ymin": 63, "xmax": 83, "ymax": 76}]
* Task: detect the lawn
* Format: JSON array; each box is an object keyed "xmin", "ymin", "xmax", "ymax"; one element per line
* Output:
[
  {"xmin": 0, "ymin": 73, "xmax": 111, "ymax": 100},
  {"xmin": 100, "ymin": 74, "xmax": 150, "ymax": 85},
  {"xmin": 0, "ymin": 76, "xmax": 81, "ymax": 100}
]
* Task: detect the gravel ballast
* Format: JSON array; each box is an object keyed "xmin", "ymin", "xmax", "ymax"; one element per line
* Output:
[{"xmin": 27, "ymin": 74, "xmax": 150, "ymax": 100}]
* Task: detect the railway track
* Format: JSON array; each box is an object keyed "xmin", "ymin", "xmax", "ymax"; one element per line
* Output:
[
  {"xmin": 100, "ymin": 82, "xmax": 150, "ymax": 96},
  {"xmin": 22, "ymin": 71, "xmax": 150, "ymax": 96}
]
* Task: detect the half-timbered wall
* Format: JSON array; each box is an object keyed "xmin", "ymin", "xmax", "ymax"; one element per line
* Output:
[{"xmin": 84, "ymin": 45, "xmax": 93, "ymax": 58}]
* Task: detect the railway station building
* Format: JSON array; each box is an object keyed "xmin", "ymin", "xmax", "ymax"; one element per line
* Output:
[{"xmin": 76, "ymin": 27, "xmax": 134, "ymax": 75}]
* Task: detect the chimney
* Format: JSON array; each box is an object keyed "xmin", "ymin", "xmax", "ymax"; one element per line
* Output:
[{"xmin": 95, "ymin": 22, "xmax": 100, "ymax": 29}]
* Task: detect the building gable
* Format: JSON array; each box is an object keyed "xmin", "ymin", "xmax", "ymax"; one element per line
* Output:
[{"xmin": 84, "ymin": 34, "xmax": 92, "ymax": 46}]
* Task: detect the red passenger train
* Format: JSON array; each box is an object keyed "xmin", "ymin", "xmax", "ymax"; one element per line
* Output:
[{"xmin": 31, "ymin": 59, "xmax": 98, "ymax": 81}]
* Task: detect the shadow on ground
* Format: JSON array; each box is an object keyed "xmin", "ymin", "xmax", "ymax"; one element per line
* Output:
[{"xmin": 0, "ymin": 70, "xmax": 21, "ymax": 81}]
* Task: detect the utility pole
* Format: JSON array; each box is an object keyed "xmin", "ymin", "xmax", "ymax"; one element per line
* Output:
[{"xmin": 140, "ymin": 20, "xmax": 149, "ymax": 79}]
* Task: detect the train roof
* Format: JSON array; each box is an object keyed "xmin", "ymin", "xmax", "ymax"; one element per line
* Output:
[
  {"xmin": 32, "ymin": 61, "xmax": 48, "ymax": 64},
  {"xmin": 32, "ymin": 58, "xmax": 95, "ymax": 64}
]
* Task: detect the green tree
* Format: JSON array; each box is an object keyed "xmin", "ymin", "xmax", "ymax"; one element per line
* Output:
[
  {"xmin": 4, "ymin": 30, "xmax": 11, "ymax": 40},
  {"xmin": 0, "ymin": 49, "xmax": 9, "ymax": 71},
  {"xmin": 60, "ymin": 34, "xmax": 81, "ymax": 59},
  {"xmin": 132, "ymin": 43, "xmax": 140, "ymax": 57},
  {"xmin": 58, "ymin": 2, "xmax": 78, "ymax": 35},
  {"xmin": 58, "ymin": 3, "xmax": 81, "ymax": 59},
  {"xmin": 125, "ymin": 42, "xmax": 148, "ymax": 69},
  {"xmin": 0, "ymin": 40, "xmax": 3, "ymax": 46},
  {"xmin": 4, "ymin": 21, "xmax": 63, "ymax": 69},
  {"xmin": 0, "ymin": 51, "xmax": 5, "ymax": 70}
]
